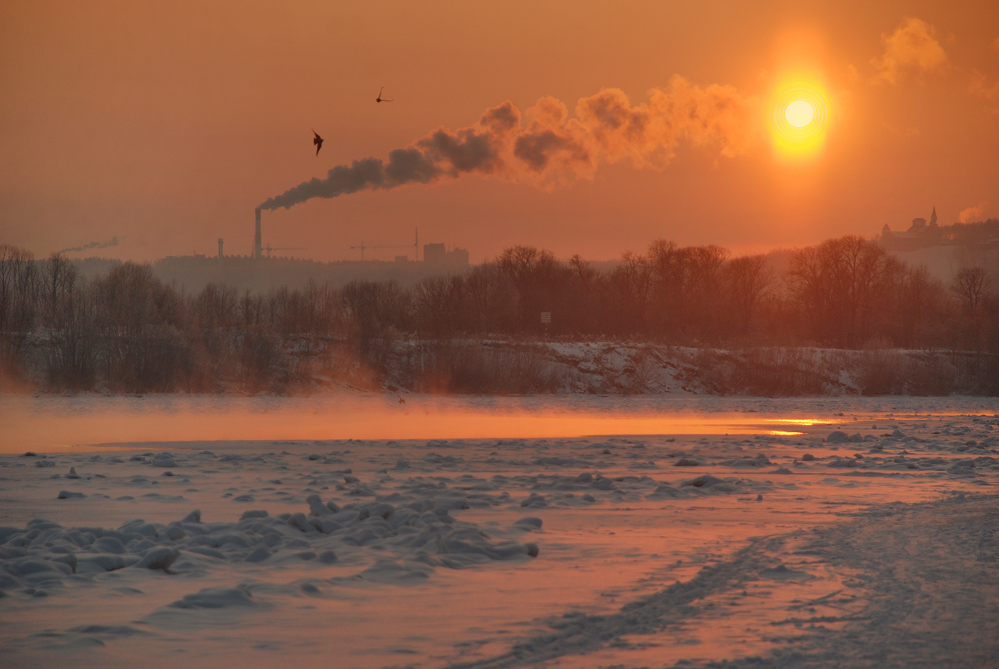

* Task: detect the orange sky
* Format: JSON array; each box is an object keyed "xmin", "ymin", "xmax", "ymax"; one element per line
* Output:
[{"xmin": 1, "ymin": 1, "xmax": 998, "ymax": 263}]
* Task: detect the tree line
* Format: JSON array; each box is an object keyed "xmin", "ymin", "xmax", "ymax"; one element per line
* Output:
[{"xmin": 0, "ymin": 235, "xmax": 996, "ymax": 393}]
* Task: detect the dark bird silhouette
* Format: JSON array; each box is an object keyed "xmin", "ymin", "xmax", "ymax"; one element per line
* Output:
[
  {"xmin": 376, "ymin": 87, "xmax": 393, "ymax": 103},
  {"xmin": 398, "ymin": 396, "xmax": 405, "ymax": 404},
  {"xmin": 312, "ymin": 129, "xmax": 324, "ymax": 155}
]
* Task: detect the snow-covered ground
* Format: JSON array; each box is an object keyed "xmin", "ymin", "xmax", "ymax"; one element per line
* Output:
[{"xmin": 1, "ymin": 394, "xmax": 997, "ymax": 667}]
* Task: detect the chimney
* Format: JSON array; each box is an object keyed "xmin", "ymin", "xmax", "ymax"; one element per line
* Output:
[
  {"xmin": 218, "ymin": 238, "xmax": 224, "ymax": 259},
  {"xmin": 254, "ymin": 208, "xmax": 262, "ymax": 259}
]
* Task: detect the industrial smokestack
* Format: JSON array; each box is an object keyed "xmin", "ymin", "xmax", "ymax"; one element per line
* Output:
[
  {"xmin": 218, "ymin": 238, "xmax": 224, "ymax": 259},
  {"xmin": 59, "ymin": 235, "xmax": 120, "ymax": 254},
  {"xmin": 254, "ymin": 208, "xmax": 262, "ymax": 259},
  {"xmin": 258, "ymin": 77, "xmax": 757, "ymax": 213}
]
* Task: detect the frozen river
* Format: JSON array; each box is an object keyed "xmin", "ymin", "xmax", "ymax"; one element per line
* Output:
[{"xmin": 1, "ymin": 393, "xmax": 997, "ymax": 668}]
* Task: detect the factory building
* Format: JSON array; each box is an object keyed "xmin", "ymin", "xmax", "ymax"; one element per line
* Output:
[{"xmin": 423, "ymin": 243, "xmax": 470, "ymax": 267}]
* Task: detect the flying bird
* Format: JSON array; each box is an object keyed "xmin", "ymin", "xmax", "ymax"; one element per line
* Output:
[
  {"xmin": 376, "ymin": 87, "xmax": 393, "ymax": 103},
  {"xmin": 312, "ymin": 129, "xmax": 324, "ymax": 155}
]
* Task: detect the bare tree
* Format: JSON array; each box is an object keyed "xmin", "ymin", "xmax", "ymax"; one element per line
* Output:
[
  {"xmin": 951, "ymin": 266, "xmax": 991, "ymax": 314},
  {"xmin": 787, "ymin": 236, "xmax": 903, "ymax": 347},
  {"xmin": 895, "ymin": 265, "xmax": 946, "ymax": 347},
  {"xmin": 39, "ymin": 254, "xmax": 79, "ymax": 328},
  {"xmin": 647, "ymin": 240, "xmax": 728, "ymax": 340},
  {"xmin": 608, "ymin": 251, "xmax": 654, "ymax": 335},
  {"xmin": 413, "ymin": 274, "xmax": 465, "ymax": 339},
  {"xmin": 95, "ymin": 262, "xmax": 187, "ymax": 392},
  {"xmin": 723, "ymin": 254, "xmax": 774, "ymax": 336},
  {"xmin": 0, "ymin": 244, "xmax": 38, "ymax": 375},
  {"xmin": 463, "ymin": 263, "xmax": 516, "ymax": 334},
  {"xmin": 498, "ymin": 245, "xmax": 566, "ymax": 332}
]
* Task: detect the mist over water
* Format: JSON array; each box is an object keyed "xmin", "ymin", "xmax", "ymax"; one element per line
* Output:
[{"xmin": 4, "ymin": 394, "xmax": 995, "ymax": 452}]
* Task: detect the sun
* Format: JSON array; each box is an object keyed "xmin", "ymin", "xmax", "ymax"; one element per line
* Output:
[
  {"xmin": 784, "ymin": 100, "xmax": 814, "ymax": 127},
  {"xmin": 771, "ymin": 86, "xmax": 828, "ymax": 157}
]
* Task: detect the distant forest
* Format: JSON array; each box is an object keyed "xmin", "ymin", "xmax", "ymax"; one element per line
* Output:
[{"xmin": 1, "ymin": 233, "xmax": 997, "ymax": 394}]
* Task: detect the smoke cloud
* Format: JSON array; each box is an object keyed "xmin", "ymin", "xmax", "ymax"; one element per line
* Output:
[
  {"xmin": 958, "ymin": 203, "xmax": 987, "ymax": 224},
  {"xmin": 871, "ymin": 18, "xmax": 948, "ymax": 85},
  {"xmin": 259, "ymin": 76, "xmax": 758, "ymax": 211},
  {"xmin": 970, "ymin": 70, "xmax": 999, "ymax": 113},
  {"xmin": 59, "ymin": 236, "xmax": 120, "ymax": 254}
]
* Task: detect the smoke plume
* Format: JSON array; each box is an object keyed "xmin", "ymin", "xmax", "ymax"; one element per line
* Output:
[
  {"xmin": 959, "ymin": 203, "xmax": 987, "ymax": 224},
  {"xmin": 59, "ymin": 236, "xmax": 120, "ymax": 254},
  {"xmin": 871, "ymin": 18, "xmax": 948, "ymax": 85},
  {"xmin": 259, "ymin": 76, "xmax": 758, "ymax": 211}
]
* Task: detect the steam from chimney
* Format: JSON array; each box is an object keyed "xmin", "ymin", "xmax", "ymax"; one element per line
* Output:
[
  {"xmin": 259, "ymin": 76, "xmax": 758, "ymax": 211},
  {"xmin": 958, "ymin": 203, "xmax": 987, "ymax": 224},
  {"xmin": 59, "ymin": 236, "xmax": 120, "ymax": 254}
]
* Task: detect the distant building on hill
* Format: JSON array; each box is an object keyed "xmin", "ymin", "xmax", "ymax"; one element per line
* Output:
[
  {"xmin": 423, "ymin": 243, "xmax": 470, "ymax": 267},
  {"xmin": 877, "ymin": 210, "xmax": 999, "ymax": 283},
  {"xmin": 880, "ymin": 207, "xmax": 942, "ymax": 251},
  {"xmin": 880, "ymin": 207, "xmax": 999, "ymax": 253}
]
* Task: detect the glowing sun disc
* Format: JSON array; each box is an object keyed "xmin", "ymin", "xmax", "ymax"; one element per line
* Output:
[
  {"xmin": 771, "ymin": 87, "xmax": 828, "ymax": 148},
  {"xmin": 784, "ymin": 100, "xmax": 815, "ymax": 127}
]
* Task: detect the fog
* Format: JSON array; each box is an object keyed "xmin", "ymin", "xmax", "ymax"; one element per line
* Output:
[{"xmin": 6, "ymin": 393, "xmax": 997, "ymax": 454}]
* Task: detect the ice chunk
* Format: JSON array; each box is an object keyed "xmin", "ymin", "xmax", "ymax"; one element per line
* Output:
[
  {"xmin": 674, "ymin": 458, "xmax": 701, "ymax": 466},
  {"xmin": 246, "ymin": 546, "xmax": 271, "ymax": 563},
  {"xmin": 760, "ymin": 564, "xmax": 814, "ymax": 581},
  {"xmin": 357, "ymin": 560, "xmax": 433, "ymax": 585},
  {"xmin": 306, "ymin": 494, "xmax": 333, "ymax": 517},
  {"xmin": 94, "ymin": 537, "xmax": 126, "ymax": 554},
  {"xmin": 136, "ymin": 547, "xmax": 180, "ymax": 571},
  {"xmin": 77, "ymin": 554, "xmax": 128, "ymax": 573},
  {"xmin": 164, "ymin": 524, "xmax": 186, "ymax": 541},
  {"xmin": 648, "ymin": 483, "xmax": 683, "ymax": 498},
  {"xmin": 6, "ymin": 558, "xmax": 70, "ymax": 578},
  {"xmin": 682, "ymin": 474, "xmax": 729, "ymax": 489},
  {"xmin": 169, "ymin": 586, "xmax": 257, "ymax": 609},
  {"xmin": 520, "ymin": 493, "xmax": 548, "ymax": 508},
  {"xmin": 151, "ymin": 453, "xmax": 177, "ymax": 468},
  {"xmin": 514, "ymin": 517, "xmax": 543, "ymax": 531},
  {"xmin": 70, "ymin": 625, "xmax": 148, "ymax": 638}
]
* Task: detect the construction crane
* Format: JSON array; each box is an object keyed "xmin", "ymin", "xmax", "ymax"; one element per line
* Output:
[
  {"xmin": 349, "ymin": 242, "xmax": 369, "ymax": 260},
  {"xmin": 350, "ymin": 228, "xmax": 419, "ymax": 261},
  {"xmin": 264, "ymin": 243, "xmax": 305, "ymax": 258}
]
